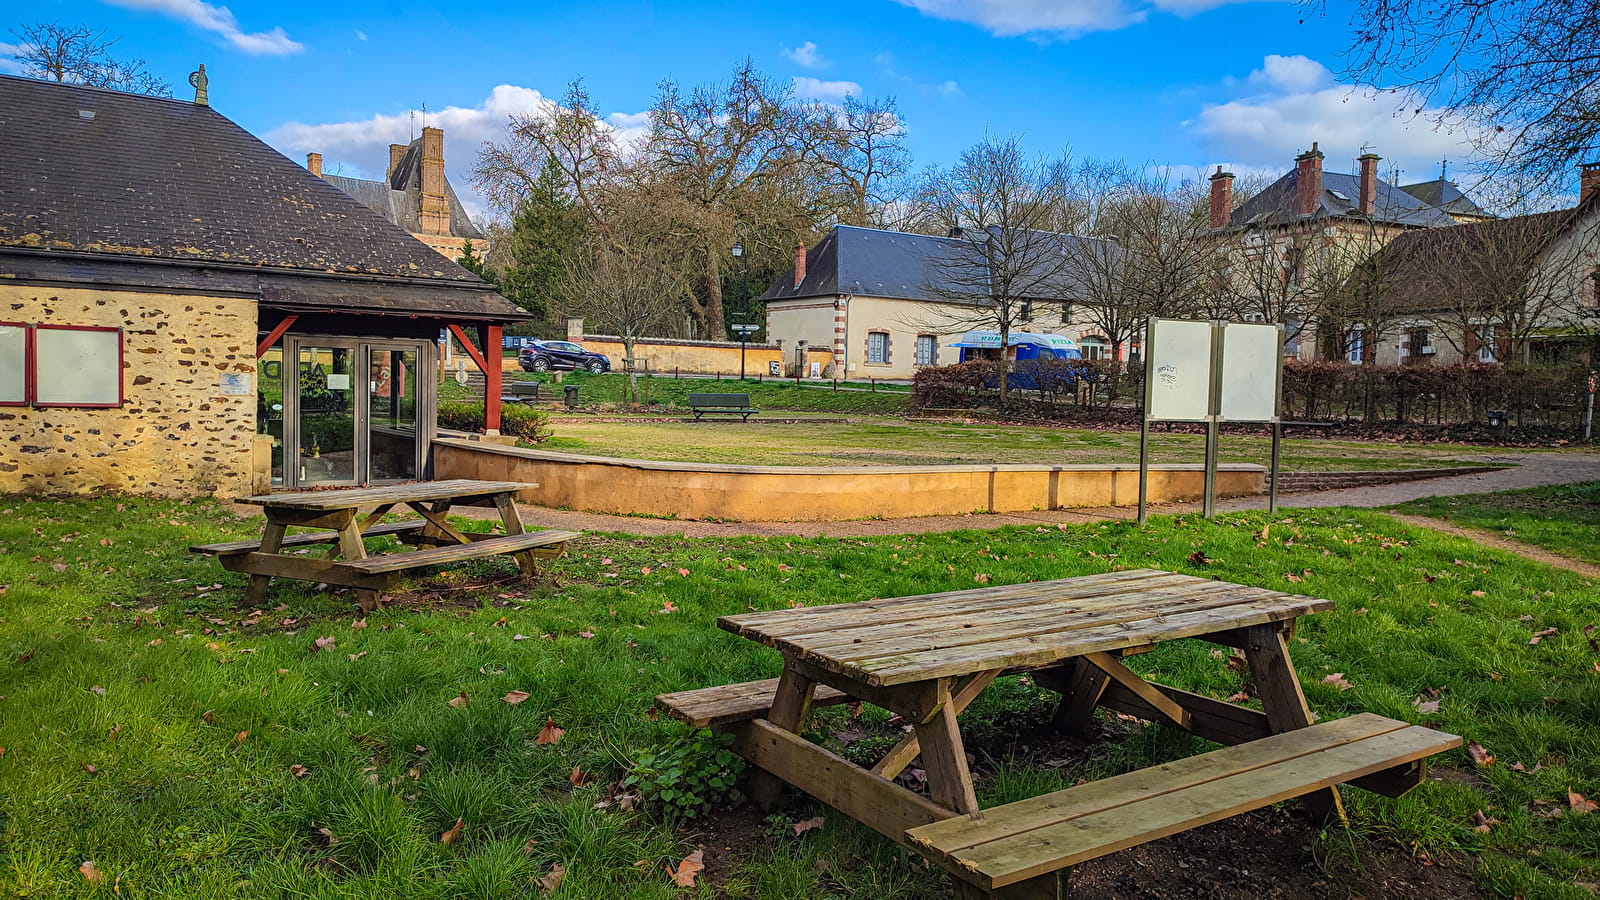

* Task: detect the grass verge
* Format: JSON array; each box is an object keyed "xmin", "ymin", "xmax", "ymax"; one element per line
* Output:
[{"xmin": 1390, "ymin": 481, "xmax": 1600, "ymax": 566}]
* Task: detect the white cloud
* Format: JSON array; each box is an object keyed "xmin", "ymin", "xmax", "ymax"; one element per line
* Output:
[
  {"xmin": 1188, "ymin": 56, "xmax": 1492, "ymax": 187},
  {"xmin": 103, "ymin": 0, "xmax": 303, "ymax": 55},
  {"xmin": 892, "ymin": 0, "xmax": 1274, "ymax": 38},
  {"xmin": 354, "ymin": 29, "xmax": 368, "ymax": 41},
  {"xmin": 937, "ymin": 80, "xmax": 963, "ymax": 97},
  {"xmin": 792, "ymin": 76, "xmax": 861, "ymax": 102},
  {"xmin": 0, "ymin": 41, "xmax": 25, "ymax": 74},
  {"xmin": 268, "ymin": 85, "xmax": 649, "ymax": 223},
  {"xmin": 784, "ymin": 40, "xmax": 828, "ymax": 69}
]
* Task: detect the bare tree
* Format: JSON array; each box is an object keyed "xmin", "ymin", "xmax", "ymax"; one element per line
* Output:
[
  {"xmin": 915, "ymin": 136, "xmax": 1077, "ymax": 402},
  {"xmin": 828, "ymin": 95, "xmax": 911, "ymax": 228},
  {"xmin": 9, "ymin": 21, "xmax": 170, "ymax": 96},
  {"xmin": 1329, "ymin": 0, "xmax": 1598, "ymax": 196},
  {"xmin": 474, "ymin": 79, "xmax": 619, "ymax": 223}
]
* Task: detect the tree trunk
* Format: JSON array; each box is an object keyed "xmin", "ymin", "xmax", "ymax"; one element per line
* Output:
[
  {"xmin": 703, "ymin": 250, "xmax": 726, "ymax": 339},
  {"xmin": 997, "ymin": 324, "xmax": 1010, "ymax": 404},
  {"xmin": 623, "ymin": 335, "xmax": 639, "ymax": 407}
]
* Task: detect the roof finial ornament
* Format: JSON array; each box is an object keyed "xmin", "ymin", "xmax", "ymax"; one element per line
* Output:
[
  {"xmin": 188, "ymin": 64, "xmax": 208, "ymax": 106},
  {"xmin": 1439, "ymin": 157, "xmax": 1450, "ymax": 180},
  {"xmin": 409, "ymin": 109, "xmax": 415, "ymax": 141}
]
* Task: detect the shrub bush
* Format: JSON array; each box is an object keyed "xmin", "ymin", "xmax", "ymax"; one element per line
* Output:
[{"xmin": 437, "ymin": 401, "xmax": 551, "ymax": 442}]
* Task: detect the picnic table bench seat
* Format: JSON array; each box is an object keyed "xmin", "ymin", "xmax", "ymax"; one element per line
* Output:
[
  {"xmin": 688, "ymin": 392, "xmax": 759, "ymax": 421},
  {"xmin": 657, "ymin": 678, "xmax": 853, "ymax": 728},
  {"xmin": 333, "ymin": 529, "xmax": 580, "ymax": 576},
  {"xmin": 192, "ymin": 520, "xmax": 428, "ymax": 556},
  {"xmin": 502, "ymin": 381, "xmax": 552, "ymax": 404},
  {"xmin": 906, "ymin": 712, "xmax": 1461, "ymax": 895}
]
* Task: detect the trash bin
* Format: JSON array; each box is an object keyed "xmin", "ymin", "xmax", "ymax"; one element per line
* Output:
[
  {"xmin": 563, "ymin": 384, "xmax": 580, "ymax": 409},
  {"xmin": 1487, "ymin": 409, "xmax": 1507, "ymax": 429}
]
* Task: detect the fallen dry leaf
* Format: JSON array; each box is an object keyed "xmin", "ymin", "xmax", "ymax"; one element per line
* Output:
[
  {"xmin": 536, "ymin": 862, "xmax": 566, "ymax": 895},
  {"xmin": 311, "ymin": 635, "xmax": 336, "ymax": 653},
  {"xmin": 88, "ymin": 685, "xmax": 106, "ymax": 696},
  {"xmin": 448, "ymin": 691, "xmax": 470, "ymax": 709},
  {"xmin": 107, "ymin": 724, "xmax": 121, "ymax": 742},
  {"xmin": 670, "ymin": 849, "xmax": 705, "ymax": 887},
  {"xmin": 792, "ymin": 816, "xmax": 825, "ymax": 836},
  {"xmin": 78, "ymin": 861, "xmax": 104, "ymax": 886},
  {"xmin": 81, "ymin": 764, "xmax": 98, "ymax": 775},
  {"xmin": 569, "ymin": 765, "xmax": 592, "ymax": 787},
  {"xmin": 289, "ymin": 764, "xmax": 310, "ymax": 778},
  {"xmin": 233, "ymin": 730, "xmax": 249, "ymax": 745},
  {"xmin": 660, "ymin": 601, "xmax": 677, "ymax": 614},
  {"xmin": 351, "ymin": 618, "xmax": 367, "ymax": 630},
  {"xmin": 1322, "ymin": 673, "xmax": 1353, "ymax": 691},
  {"xmin": 1571, "ymin": 791, "xmax": 1599, "ymax": 815},
  {"xmin": 537, "ymin": 717, "xmax": 565, "ymax": 745},
  {"xmin": 1186, "ymin": 550, "xmax": 1212, "ymax": 566},
  {"xmin": 1467, "ymin": 741, "xmax": 1495, "ymax": 767},
  {"xmin": 503, "ymin": 690, "xmax": 532, "ymax": 705},
  {"xmin": 1471, "ymin": 810, "xmax": 1499, "ymax": 833},
  {"xmin": 1530, "ymin": 627, "xmax": 1558, "ymax": 646},
  {"xmin": 1414, "ymin": 697, "xmax": 1441, "ymax": 714},
  {"xmin": 676, "ymin": 568, "xmax": 690, "ymax": 577},
  {"xmin": 440, "ymin": 817, "xmax": 464, "ymax": 845}
]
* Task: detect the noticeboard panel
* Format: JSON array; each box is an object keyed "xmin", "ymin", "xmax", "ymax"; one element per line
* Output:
[
  {"xmin": 1145, "ymin": 319, "xmax": 1214, "ymax": 422},
  {"xmin": 1220, "ymin": 323, "xmax": 1281, "ymax": 422}
]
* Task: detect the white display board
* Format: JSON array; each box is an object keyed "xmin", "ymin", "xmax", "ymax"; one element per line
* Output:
[
  {"xmin": 1219, "ymin": 323, "xmax": 1281, "ymax": 422},
  {"xmin": 0, "ymin": 325, "xmax": 24, "ymax": 404},
  {"xmin": 1145, "ymin": 319, "xmax": 1214, "ymax": 422},
  {"xmin": 34, "ymin": 327, "xmax": 122, "ymax": 406}
]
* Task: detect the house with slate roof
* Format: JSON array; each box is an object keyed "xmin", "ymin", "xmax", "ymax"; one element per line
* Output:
[
  {"xmin": 0, "ymin": 72, "xmax": 525, "ymax": 497},
  {"xmin": 304, "ymin": 128, "xmax": 488, "ymax": 261},
  {"xmin": 1205, "ymin": 142, "xmax": 1494, "ymax": 361},
  {"xmin": 759, "ymin": 224, "xmax": 1108, "ymax": 379}
]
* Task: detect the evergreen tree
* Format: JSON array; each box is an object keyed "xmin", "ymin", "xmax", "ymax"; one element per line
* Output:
[{"xmin": 478, "ymin": 160, "xmax": 587, "ymax": 321}]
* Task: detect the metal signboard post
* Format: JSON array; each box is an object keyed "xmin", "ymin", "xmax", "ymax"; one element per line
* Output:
[
  {"xmin": 1138, "ymin": 317, "xmax": 1285, "ymax": 525},
  {"xmin": 732, "ymin": 324, "xmax": 760, "ymax": 379}
]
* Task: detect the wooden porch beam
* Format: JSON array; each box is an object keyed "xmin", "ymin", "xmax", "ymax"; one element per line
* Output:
[
  {"xmin": 256, "ymin": 315, "xmax": 299, "ymax": 358},
  {"xmin": 446, "ymin": 323, "xmax": 503, "ymax": 434}
]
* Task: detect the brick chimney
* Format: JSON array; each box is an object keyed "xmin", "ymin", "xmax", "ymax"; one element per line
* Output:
[
  {"xmin": 387, "ymin": 143, "xmax": 407, "ymax": 182},
  {"xmin": 418, "ymin": 127, "xmax": 449, "ymax": 236},
  {"xmin": 1295, "ymin": 142, "xmax": 1324, "ymax": 217},
  {"xmin": 794, "ymin": 242, "xmax": 808, "ymax": 289},
  {"xmin": 306, "ymin": 152, "xmax": 323, "ymax": 178},
  {"xmin": 1208, "ymin": 166, "xmax": 1235, "ymax": 229},
  {"xmin": 1582, "ymin": 162, "xmax": 1600, "ymax": 205},
  {"xmin": 1357, "ymin": 152, "xmax": 1380, "ymax": 217}
]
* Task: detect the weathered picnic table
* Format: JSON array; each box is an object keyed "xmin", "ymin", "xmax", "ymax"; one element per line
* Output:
[
  {"xmin": 193, "ymin": 479, "xmax": 579, "ymax": 611},
  {"xmin": 659, "ymin": 569, "xmax": 1461, "ymax": 899}
]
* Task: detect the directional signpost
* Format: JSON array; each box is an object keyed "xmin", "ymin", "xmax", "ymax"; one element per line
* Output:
[{"xmin": 732, "ymin": 324, "xmax": 761, "ymax": 380}]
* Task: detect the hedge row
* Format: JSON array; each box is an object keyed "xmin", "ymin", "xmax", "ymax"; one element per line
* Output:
[
  {"xmin": 437, "ymin": 401, "xmax": 552, "ymax": 441},
  {"xmin": 912, "ymin": 359, "xmax": 1594, "ymax": 430}
]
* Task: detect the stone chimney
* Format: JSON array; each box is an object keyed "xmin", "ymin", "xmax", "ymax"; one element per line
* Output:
[
  {"xmin": 1358, "ymin": 152, "xmax": 1380, "ymax": 217},
  {"xmin": 794, "ymin": 243, "xmax": 808, "ymax": 289},
  {"xmin": 418, "ymin": 127, "xmax": 449, "ymax": 236},
  {"xmin": 1295, "ymin": 142, "xmax": 1324, "ymax": 217},
  {"xmin": 306, "ymin": 152, "xmax": 323, "ymax": 178},
  {"xmin": 387, "ymin": 143, "xmax": 407, "ymax": 182},
  {"xmin": 1208, "ymin": 167, "xmax": 1235, "ymax": 229},
  {"xmin": 1582, "ymin": 162, "xmax": 1600, "ymax": 205}
]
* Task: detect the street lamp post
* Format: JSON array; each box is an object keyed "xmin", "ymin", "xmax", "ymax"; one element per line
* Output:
[
  {"xmin": 731, "ymin": 227, "xmax": 756, "ymax": 380},
  {"xmin": 732, "ymin": 325, "xmax": 759, "ymax": 379}
]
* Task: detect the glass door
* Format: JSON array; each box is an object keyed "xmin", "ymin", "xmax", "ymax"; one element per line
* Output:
[
  {"xmin": 365, "ymin": 345, "xmax": 421, "ymax": 481},
  {"xmin": 295, "ymin": 343, "xmax": 359, "ymax": 486}
]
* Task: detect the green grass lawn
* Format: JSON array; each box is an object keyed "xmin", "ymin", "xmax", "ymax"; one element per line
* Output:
[
  {"xmin": 488, "ymin": 373, "xmax": 913, "ymax": 416},
  {"xmin": 3, "ymin": 497, "xmax": 1600, "ymax": 897},
  {"xmin": 1391, "ymin": 482, "xmax": 1600, "ymax": 566},
  {"xmin": 538, "ymin": 417, "xmax": 1505, "ymax": 472}
]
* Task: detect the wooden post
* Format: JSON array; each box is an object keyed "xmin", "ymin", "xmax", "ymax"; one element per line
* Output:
[
  {"xmin": 242, "ymin": 521, "xmax": 286, "ymax": 605},
  {"xmin": 748, "ymin": 666, "xmax": 817, "ymax": 810},
  {"xmin": 1047, "ymin": 658, "xmax": 1111, "ymax": 733},
  {"xmin": 481, "ymin": 324, "xmax": 503, "ymax": 434},
  {"xmin": 912, "ymin": 680, "xmax": 981, "ymax": 815}
]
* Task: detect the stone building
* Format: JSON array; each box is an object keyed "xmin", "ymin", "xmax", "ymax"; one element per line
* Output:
[
  {"xmin": 0, "ymin": 73, "xmax": 524, "ymax": 498},
  {"xmin": 305, "ymin": 126, "xmax": 488, "ymax": 261}
]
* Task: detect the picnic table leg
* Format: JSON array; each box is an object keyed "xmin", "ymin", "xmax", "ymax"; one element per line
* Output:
[
  {"xmin": 328, "ymin": 510, "xmax": 381, "ymax": 612},
  {"xmin": 1045, "ymin": 658, "xmax": 1111, "ymax": 734},
  {"xmin": 913, "ymin": 680, "xmax": 981, "ymax": 816},
  {"xmin": 1243, "ymin": 622, "xmax": 1347, "ymax": 825},
  {"xmin": 872, "ymin": 669, "xmax": 1000, "ymax": 780},
  {"xmin": 493, "ymin": 492, "xmax": 541, "ymax": 576},
  {"xmin": 242, "ymin": 521, "xmax": 286, "ymax": 606},
  {"xmin": 953, "ymin": 874, "xmax": 1065, "ymax": 899},
  {"xmin": 409, "ymin": 500, "xmax": 470, "ymax": 546},
  {"xmin": 748, "ymin": 666, "xmax": 816, "ymax": 811}
]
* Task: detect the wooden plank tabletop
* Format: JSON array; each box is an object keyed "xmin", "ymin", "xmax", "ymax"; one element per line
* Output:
[
  {"xmin": 237, "ymin": 479, "xmax": 538, "ymax": 510},
  {"xmin": 718, "ymin": 569, "xmax": 1332, "ymax": 688}
]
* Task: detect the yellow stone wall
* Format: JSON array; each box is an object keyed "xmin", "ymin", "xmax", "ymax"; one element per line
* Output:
[
  {"xmin": 0, "ymin": 285, "xmax": 258, "ymax": 497},
  {"xmin": 432, "ymin": 439, "xmax": 1266, "ymax": 522},
  {"xmin": 500, "ymin": 338, "xmax": 834, "ymax": 377}
]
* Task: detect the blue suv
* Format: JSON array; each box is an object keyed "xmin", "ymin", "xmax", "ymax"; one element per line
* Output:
[{"xmin": 518, "ymin": 340, "xmax": 611, "ymax": 373}]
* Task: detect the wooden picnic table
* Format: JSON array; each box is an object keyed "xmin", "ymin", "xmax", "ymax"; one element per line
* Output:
[
  {"xmin": 193, "ymin": 479, "xmax": 579, "ymax": 611},
  {"xmin": 662, "ymin": 569, "xmax": 1460, "ymax": 899}
]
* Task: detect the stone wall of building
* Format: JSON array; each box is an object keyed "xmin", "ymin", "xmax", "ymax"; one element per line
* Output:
[{"xmin": 0, "ymin": 285, "xmax": 258, "ymax": 497}]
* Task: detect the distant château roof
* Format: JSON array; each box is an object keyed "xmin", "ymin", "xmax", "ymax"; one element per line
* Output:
[
  {"xmin": 1398, "ymin": 178, "xmax": 1494, "ymax": 220},
  {"xmin": 0, "ymin": 75, "xmax": 482, "ymax": 282},
  {"xmin": 325, "ymin": 137, "xmax": 485, "ymax": 240}
]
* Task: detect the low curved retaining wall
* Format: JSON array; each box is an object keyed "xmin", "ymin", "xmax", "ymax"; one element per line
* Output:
[{"xmin": 432, "ymin": 439, "xmax": 1266, "ymax": 522}]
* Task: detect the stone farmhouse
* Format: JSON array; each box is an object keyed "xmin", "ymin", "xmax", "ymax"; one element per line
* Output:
[
  {"xmin": 304, "ymin": 126, "xmax": 488, "ymax": 262},
  {"xmin": 0, "ymin": 73, "xmax": 524, "ymax": 498}
]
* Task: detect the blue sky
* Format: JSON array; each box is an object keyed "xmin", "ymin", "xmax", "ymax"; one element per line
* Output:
[{"xmin": 2, "ymin": 0, "xmax": 1494, "ymax": 222}]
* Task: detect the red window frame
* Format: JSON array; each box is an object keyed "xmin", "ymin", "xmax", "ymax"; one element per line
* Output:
[
  {"xmin": 0, "ymin": 321, "xmax": 28, "ymax": 407},
  {"xmin": 29, "ymin": 324, "xmax": 126, "ymax": 408}
]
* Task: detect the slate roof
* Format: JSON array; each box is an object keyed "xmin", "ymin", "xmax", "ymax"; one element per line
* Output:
[
  {"xmin": 324, "ymin": 137, "xmax": 485, "ymax": 240},
  {"xmin": 759, "ymin": 224, "xmax": 1100, "ymax": 303},
  {"xmin": 1398, "ymin": 178, "xmax": 1494, "ymax": 219},
  {"xmin": 1228, "ymin": 168, "xmax": 1458, "ymax": 230},
  {"xmin": 0, "ymin": 75, "xmax": 489, "ymax": 285}
]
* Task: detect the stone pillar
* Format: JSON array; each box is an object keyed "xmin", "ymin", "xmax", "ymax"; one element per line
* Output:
[
  {"xmin": 388, "ymin": 143, "xmax": 407, "ymax": 181},
  {"xmin": 419, "ymin": 127, "xmax": 450, "ymax": 235}
]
